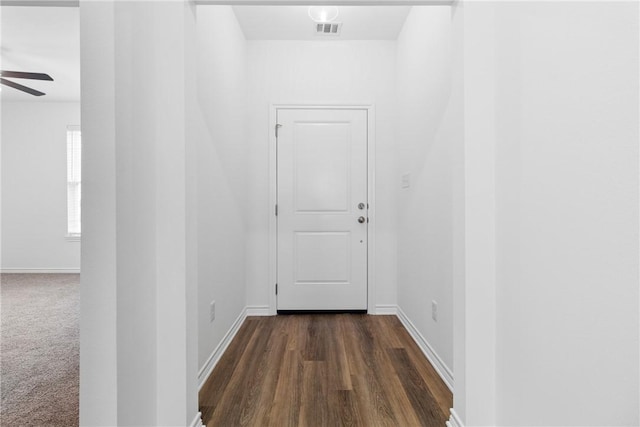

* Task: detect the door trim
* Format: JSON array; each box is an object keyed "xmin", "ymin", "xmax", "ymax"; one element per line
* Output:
[{"xmin": 268, "ymin": 104, "xmax": 376, "ymax": 315}]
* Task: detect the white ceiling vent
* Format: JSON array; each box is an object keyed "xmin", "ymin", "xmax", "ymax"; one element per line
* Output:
[{"xmin": 314, "ymin": 22, "xmax": 342, "ymax": 37}]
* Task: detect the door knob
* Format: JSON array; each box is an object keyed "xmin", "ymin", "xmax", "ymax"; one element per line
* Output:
[{"xmin": 358, "ymin": 216, "xmax": 366, "ymax": 224}]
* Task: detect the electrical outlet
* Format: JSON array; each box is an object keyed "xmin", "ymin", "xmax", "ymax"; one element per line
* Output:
[
  {"xmin": 210, "ymin": 300, "xmax": 216, "ymax": 322},
  {"xmin": 432, "ymin": 300, "xmax": 438, "ymax": 322},
  {"xmin": 401, "ymin": 173, "xmax": 411, "ymax": 189}
]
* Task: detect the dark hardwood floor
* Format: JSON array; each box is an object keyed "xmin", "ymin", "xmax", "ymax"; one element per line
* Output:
[{"xmin": 199, "ymin": 314, "xmax": 452, "ymax": 427}]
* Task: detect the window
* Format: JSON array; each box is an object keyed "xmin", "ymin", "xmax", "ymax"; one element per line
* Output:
[{"xmin": 67, "ymin": 126, "xmax": 81, "ymax": 238}]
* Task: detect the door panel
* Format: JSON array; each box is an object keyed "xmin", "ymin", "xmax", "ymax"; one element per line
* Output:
[
  {"xmin": 294, "ymin": 123, "xmax": 350, "ymax": 213},
  {"xmin": 277, "ymin": 108, "xmax": 367, "ymax": 311},
  {"xmin": 295, "ymin": 232, "xmax": 351, "ymax": 284}
]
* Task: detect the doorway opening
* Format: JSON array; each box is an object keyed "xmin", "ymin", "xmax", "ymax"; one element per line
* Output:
[
  {"xmin": 0, "ymin": 4, "xmax": 81, "ymax": 426},
  {"xmin": 195, "ymin": 2, "xmax": 458, "ymax": 425}
]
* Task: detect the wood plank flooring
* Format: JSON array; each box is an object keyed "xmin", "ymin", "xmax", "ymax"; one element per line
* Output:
[{"xmin": 199, "ymin": 314, "xmax": 452, "ymax": 427}]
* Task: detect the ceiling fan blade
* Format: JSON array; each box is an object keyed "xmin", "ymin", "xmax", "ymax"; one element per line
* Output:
[
  {"xmin": 1, "ymin": 71, "xmax": 53, "ymax": 81},
  {"xmin": 0, "ymin": 78, "xmax": 45, "ymax": 96}
]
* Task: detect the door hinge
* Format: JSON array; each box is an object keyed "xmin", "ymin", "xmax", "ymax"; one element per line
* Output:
[
  {"xmin": 275, "ymin": 204, "xmax": 278, "ymax": 216},
  {"xmin": 275, "ymin": 124, "xmax": 282, "ymax": 138},
  {"xmin": 275, "ymin": 283, "xmax": 278, "ymax": 295}
]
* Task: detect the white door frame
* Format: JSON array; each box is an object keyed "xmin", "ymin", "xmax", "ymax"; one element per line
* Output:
[{"xmin": 268, "ymin": 104, "xmax": 376, "ymax": 315}]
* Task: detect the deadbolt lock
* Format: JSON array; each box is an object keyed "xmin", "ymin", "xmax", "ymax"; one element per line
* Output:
[{"xmin": 358, "ymin": 202, "xmax": 365, "ymax": 210}]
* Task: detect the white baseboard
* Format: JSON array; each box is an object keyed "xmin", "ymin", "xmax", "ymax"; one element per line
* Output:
[
  {"xmin": 374, "ymin": 304, "xmax": 398, "ymax": 315},
  {"xmin": 396, "ymin": 306, "xmax": 454, "ymax": 392},
  {"xmin": 198, "ymin": 308, "xmax": 247, "ymax": 390},
  {"xmin": 246, "ymin": 305, "xmax": 271, "ymax": 316},
  {"xmin": 0, "ymin": 268, "xmax": 80, "ymax": 274},
  {"xmin": 189, "ymin": 412, "xmax": 204, "ymax": 427},
  {"xmin": 446, "ymin": 409, "xmax": 463, "ymax": 427}
]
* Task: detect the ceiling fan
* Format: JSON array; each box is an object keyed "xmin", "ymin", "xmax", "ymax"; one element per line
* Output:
[{"xmin": 0, "ymin": 70, "xmax": 54, "ymax": 97}]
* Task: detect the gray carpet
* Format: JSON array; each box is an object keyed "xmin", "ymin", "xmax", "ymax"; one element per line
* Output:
[{"xmin": 1, "ymin": 273, "xmax": 79, "ymax": 427}]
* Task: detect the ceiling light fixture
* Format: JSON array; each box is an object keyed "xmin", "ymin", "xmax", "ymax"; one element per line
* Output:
[{"xmin": 308, "ymin": 6, "xmax": 339, "ymax": 23}]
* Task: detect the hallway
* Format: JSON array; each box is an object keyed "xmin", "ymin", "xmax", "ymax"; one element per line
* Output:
[
  {"xmin": 199, "ymin": 314, "xmax": 452, "ymax": 426},
  {"xmin": 71, "ymin": 1, "xmax": 639, "ymax": 425}
]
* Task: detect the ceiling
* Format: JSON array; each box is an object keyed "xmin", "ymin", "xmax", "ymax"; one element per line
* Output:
[
  {"xmin": 0, "ymin": 5, "xmax": 410, "ymax": 102},
  {"xmin": 232, "ymin": 6, "xmax": 412, "ymax": 40},
  {"xmin": 1, "ymin": 6, "xmax": 80, "ymax": 102}
]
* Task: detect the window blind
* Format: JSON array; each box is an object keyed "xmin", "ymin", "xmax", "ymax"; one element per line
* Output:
[{"xmin": 67, "ymin": 126, "xmax": 81, "ymax": 236}]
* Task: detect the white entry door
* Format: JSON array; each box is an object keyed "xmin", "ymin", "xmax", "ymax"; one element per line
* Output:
[{"xmin": 277, "ymin": 108, "xmax": 368, "ymax": 311}]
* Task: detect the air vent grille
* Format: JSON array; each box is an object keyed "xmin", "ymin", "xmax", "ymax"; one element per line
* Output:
[{"xmin": 315, "ymin": 22, "xmax": 342, "ymax": 37}]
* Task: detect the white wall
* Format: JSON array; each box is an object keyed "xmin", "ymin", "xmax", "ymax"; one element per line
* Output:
[
  {"xmin": 196, "ymin": 6, "xmax": 248, "ymax": 373},
  {"xmin": 455, "ymin": 3, "xmax": 640, "ymax": 425},
  {"xmin": 246, "ymin": 39, "xmax": 398, "ymax": 311},
  {"xmin": 79, "ymin": 3, "xmax": 118, "ymax": 422},
  {"xmin": 395, "ymin": 6, "xmax": 455, "ymax": 375},
  {"xmin": 1, "ymin": 101, "xmax": 81, "ymax": 272},
  {"xmin": 491, "ymin": 2, "xmax": 639, "ymax": 425},
  {"xmin": 80, "ymin": 2, "xmax": 200, "ymax": 424}
]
